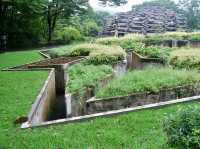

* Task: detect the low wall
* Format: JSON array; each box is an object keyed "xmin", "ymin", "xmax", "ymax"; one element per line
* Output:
[
  {"xmin": 65, "ymin": 74, "xmax": 114, "ymax": 117},
  {"xmin": 189, "ymin": 41, "xmax": 200, "ymax": 48},
  {"xmin": 132, "ymin": 51, "xmax": 164, "ymax": 69},
  {"xmin": 86, "ymin": 83, "xmax": 200, "ymax": 114},
  {"xmin": 145, "ymin": 39, "xmax": 189, "ymax": 48},
  {"xmin": 27, "ymin": 69, "xmax": 56, "ymax": 125}
]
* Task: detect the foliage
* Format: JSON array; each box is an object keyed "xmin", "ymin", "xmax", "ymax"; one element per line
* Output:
[
  {"xmin": 135, "ymin": 46, "xmax": 173, "ymax": 62},
  {"xmin": 82, "ymin": 19, "xmax": 101, "ymax": 37},
  {"xmin": 132, "ymin": 0, "xmax": 179, "ymax": 12},
  {"xmin": 169, "ymin": 49, "xmax": 200, "ymax": 70},
  {"xmin": 70, "ymin": 43, "xmax": 126, "ymax": 64},
  {"xmin": 163, "ymin": 105, "xmax": 200, "ymax": 148},
  {"xmin": 67, "ymin": 64, "xmax": 112, "ymax": 93},
  {"xmin": 1, "ymin": 49, "xmax": 200, "ymax": 148},
  {"xmin": 55, "ymin": 27, "xmax": 83, "ymax": 44},
  {"xmin": 95, "ymin": 34, "xmax": 145, "ymax": 50},
  {"xmin": 179, "ymin": 0, "xmax": 200, "ymax": 30},
  {"xmin": 96, "ymin": 68, "xmax": 200, "ymax": 98},
  {"xmin": 87, "ymin": 45, "xmax": 126, "ymax": 65},
  {"xmin": 188, "ymin": 33, "xmax": 200, "ymax": 41}
]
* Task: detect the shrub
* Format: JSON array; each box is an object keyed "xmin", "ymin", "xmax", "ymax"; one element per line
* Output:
[
  {"xmin": 82, "ymin": 20, "xmax": 101, "ymax": 37},
  {"xmin": 70, "ymin": 43, "xmax": 126, "ymax": 65},
  {"xmin": 189, "ymin": 34, "xmax": 200, "ymax": 41},
  {"xmin": 163, "ymin": 106, "xmax": 200, "ymax": 148},
  {"xmin": 96, "ymin": 68, "xmax": 200, "ymax": 98},
  {"xmin": 135, "ymin": 46, "xmax": 173, "ymax": 62},
  {"xmin": 95, "ymin": 34, "xmax": 145, "ymax": 50},
  {"xmin": 56, "ymin": 27, "xmax": 83, "ymax": 44},
  {"xmin": 67, "ymin": 64, "xmax": 113, "ymax": 93},
  {"xmin": 87, "ymin": 46, "xmax": 126, "ymax": 65},
  {"xmin": 169, "ymin": 49, "xmax": 200, "ymax": 70}
]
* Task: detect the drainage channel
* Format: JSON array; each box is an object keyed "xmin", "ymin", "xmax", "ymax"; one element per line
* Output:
[{"xmin": 23, "ymin": 58, "xmax": 129, "ymax": 127}]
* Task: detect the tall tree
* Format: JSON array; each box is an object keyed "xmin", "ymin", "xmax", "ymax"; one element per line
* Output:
[{"xmin": 178, "ymin": 0, "xmax": 200, "ymax": 30}]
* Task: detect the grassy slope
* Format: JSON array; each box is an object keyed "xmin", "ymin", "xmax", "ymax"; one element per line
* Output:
[
  {"xmin": 67, "ymin": 64, "xmax": 112, "ymax": 93},
  {"xmin": 96, "ymin": 68, "xmax": 200, "ymax": 98},
  {"xmin": 0, "ymin": 50, "xmax": 200, "ymax": 148},
  {"xmin": 0, "ymin": 50, "xmax": 42, "ymax": 69}
]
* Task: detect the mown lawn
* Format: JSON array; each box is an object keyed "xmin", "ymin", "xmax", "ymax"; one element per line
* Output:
[
  {"xmin": 0, "ymin": 50, "xmax": 43, "ymax": 69},
  {"xmin": 0, "ymin": 50, "xmax": 200, "ymax": 149}
]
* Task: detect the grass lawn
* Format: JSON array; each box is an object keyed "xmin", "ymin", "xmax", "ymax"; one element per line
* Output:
[
  {"xmin": 0, "ymin": 50, "xmax": 43, "ymax": 69},
  {"xmin": 1, "ymin": 49, "xmax": 200, "ymax": 149},
  {"xmin": 96, "ymin": 68, "xmax": 200, "ymax": 98}
]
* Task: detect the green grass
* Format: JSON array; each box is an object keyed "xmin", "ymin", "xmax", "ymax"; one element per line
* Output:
[
  {"xmin": 0, "ymin": 50, "xmax": 43, "ymax": 69},
  {"xmin": 96, "ymin": 68, "xmax": 200, "ymax": 98},
  {"xmin": 95, "ymin": 34, "xmax": 145, "ymax": 50},
  {"xmin": 48, "ymin": 45, "xmax": 75, "ymax": 58},
  {"xmin": 135, "ymin": 46, "xmax": 173, "ymax": 62},
  {"xmin": 169, "ymin": 49, "xmax": 200, "ymax": 70},
  {"xmin": 1, "ymin": 49, "xmax": 200, "ymax": 148},
  {"xmin": 67, "ymin": 64, "xmax": 113, "ymax": 93}
]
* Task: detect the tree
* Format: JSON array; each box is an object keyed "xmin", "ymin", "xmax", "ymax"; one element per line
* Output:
[
  {"xmin": 132, "ymin": 0, "xmax": 179, "ymax": 12},
  {"xmin": 178, "ymin": 0, "xmax": 200, "ymax": 30}
]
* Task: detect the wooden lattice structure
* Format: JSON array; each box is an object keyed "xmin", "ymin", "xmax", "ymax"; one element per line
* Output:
[{"xmin": 102, "ymin": 6, "xmax": 187, "ymax": 36}]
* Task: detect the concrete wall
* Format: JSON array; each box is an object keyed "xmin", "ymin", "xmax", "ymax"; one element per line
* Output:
[
  {"xmin": 86, "ymin": 83, "xmax": 200, "ymax": 114},
  {"xmin": 131, "ymin": 52, "xmax": 164, "ymax": 69},
  {"xmin": 65, "ymin": 74, "xmax": 115, "ymax": 117},
  {"xmin": 189, "ymin": 41, "xmax": 200, "ymax": 48},
  {"xmin": 28, "ymin": 69, "xmax": 56, "ymax": 125}
]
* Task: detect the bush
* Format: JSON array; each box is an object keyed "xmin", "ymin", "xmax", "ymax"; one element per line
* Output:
[
  {"xmin": 87, "ymin": 46, "xmax": 126, "ymax": 65},
  {"xmin": 67, "ymin": 64, "xmax": 113, "ymax": 93},
  {"xmin": 135, "ymin": 46, "xmax": 173, "ymax": 62},
  {"xmin": 95, "ymin": 34, "xmax": 145, "ymax": 50},
  {"xmin": 169, "ymin": 49, "xmax": 200, "ymax": 70},
  {"xmin": 82, "ymin": 20, "xmax": 101, "ymax": 37},
  {"xmin": 96, "ymin": 67, "xmax": 200, "ymax": 98},
  {"xmin": 189, "ymin": 34, "xmax": 200, "ymax": 41},
  {"xmin": 163, "ymin": 106, "xmax": 200, "ymax": 148},
  {"xmin": 56, "ymin": 27, "xmax": 83, "ymax": 44},
  {"xmin": 70, "ymin": 43, "xmax": 126, "ymax": 65}
]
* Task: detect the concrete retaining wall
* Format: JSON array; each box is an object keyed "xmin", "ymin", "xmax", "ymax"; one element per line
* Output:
[
  {"xmin": 65, "ymin": 74, "xmax": 115, "ymax": 117},
  {"xmin": 131, "ymin": 51, "xmax": 164, "ymax": 69},
  {"xmin": 189, "ymin": 41, "xmax": 200, "ymax": 48},
  {"xmin": 27, "ymin": 69, "xmax": 56, "ymax": 125},
  {"xmin": 86, "ymin": 83, "xmax": 200, "ymax": 114}
]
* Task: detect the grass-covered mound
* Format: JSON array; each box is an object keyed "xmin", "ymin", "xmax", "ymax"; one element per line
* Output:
[
  {"xmin": 95, "ymin": 34, "xmax": 145, "ymax": 50},
  {"xmin": 67, "ymin": 64, "xmax": 113, "ymax": 93},
  {"xmin": 169, "ymin": 49, "xmax": 200, "ymax": 70},
  {"xmin": 70, "ymin": 43, "xmax": 126, "ymax": 65},
  {"xmin": 135, "ymin": 46, "xmax": 173, "ymax": 62},
  {"xmin": 49, "ymin": 43, "xmax": 126, "ymax": 65},
  {"xmin": 96, "ymin": 68, "xmax": 200, "ymax": 98}
]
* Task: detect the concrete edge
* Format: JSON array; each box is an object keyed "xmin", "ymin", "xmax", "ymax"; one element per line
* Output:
[
  {"xmin": 27, "ymin": 69, "xmax": 55, "ymax": 122},
  {"xmin": 39, "ymin": 50, "xmax": 51, "ymax": 59},
  {"xmin": 21, "ymin": 94, "xmax": 200, "ymax": 129}
]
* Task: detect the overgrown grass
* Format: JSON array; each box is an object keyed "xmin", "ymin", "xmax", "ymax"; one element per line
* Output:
[
  {"xmin": 1, "ymin": 49, "xmax": 200, "ymax": 148},
  {"xmin": 70, "ymin": 43, "xmax": 126, "ymax": 65},
  {"xmin": 0, "ymin": 50, "xmax": 43, "ymax": 69},
  {"xmin": 169, "ymin": 49, "xmax": 200, "ymax": 70},
  {"xmin": 95, "ymin": 34, "xmax": 145, "ymax": 50},
  {"xmin": 96, "ymin": 68, "xmax": 200, "ymax": 98},
  {"xmin": 135, "ymin": 46, "xmax": 174, "ymax": 62},
  {"xmin": 47, "ymin": 45, "xmax": 74, "ymax": 58},
  {"xmin": 67, "ymin": 63, "xmax": 113, "ymax": 93}
]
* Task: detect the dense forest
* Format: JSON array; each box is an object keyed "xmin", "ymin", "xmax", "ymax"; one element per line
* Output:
[{"xmin": 0, "ymin": 0, "xmax": 200, "ymax": 49}]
